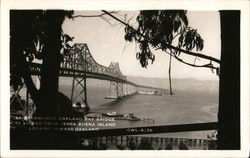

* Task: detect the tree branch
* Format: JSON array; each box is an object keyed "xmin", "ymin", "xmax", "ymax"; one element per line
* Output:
[
  {"xmin": 72, "ymin": 11, "xmax": 119, "ymax": 18},
  {"xmin": 72, "ymin": 15, "xmax": 104, "ymax": 18},
  {"xmin": 167, "ymin": 49, "xmax": 219, "ymax": 70},
  {"xmin": 102, "ymin": 10, "xmax": 221, "ymax": 64},
  {"xmin": 165, "ymin": 45, "xmax": 220, "ymax": 64}
]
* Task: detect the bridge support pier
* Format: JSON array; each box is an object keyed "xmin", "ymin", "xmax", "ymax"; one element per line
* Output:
[
  {"xmin": 128, "ymin": 85, "xmax": 133, "ymax": 95},
  {"xmin": 106, "ymin": 83, "xmax": 138, "ymax": 99},
  {"xmin": 106, "ymin": 81, "xmax": 124, "ymax": 99},
  {"xmin": 128, "ymin": 85, "xmax": 138, "ymax": 95},
  {"xmin": 123, "ymin": 84, "xmax": 129, "ymax": 97},
  {"xmin": 71, "ymin": 77, "xmax": 88, "ymax": 108}
]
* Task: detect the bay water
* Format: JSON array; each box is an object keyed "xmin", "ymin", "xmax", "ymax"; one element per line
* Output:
[{"xmin": 59, "ymin": 77, "xmax": 218, "ymax": 139}]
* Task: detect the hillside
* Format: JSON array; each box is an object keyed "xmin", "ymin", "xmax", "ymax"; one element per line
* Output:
[{"xmin": 127, "ymin": 76, "xmax": 219, "ymax": 92}]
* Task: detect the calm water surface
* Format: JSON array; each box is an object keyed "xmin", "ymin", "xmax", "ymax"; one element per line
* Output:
[{"xmin": 59, "ymin": 78, "xmax": 219, "ymax": 139}]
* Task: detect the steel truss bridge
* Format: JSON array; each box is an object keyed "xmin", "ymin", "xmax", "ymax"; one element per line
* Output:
[{"xmin": 28, "ymin": 43, "xmax": 166, "ymax": 107}]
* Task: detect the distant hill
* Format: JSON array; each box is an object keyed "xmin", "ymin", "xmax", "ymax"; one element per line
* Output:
[{"xmin": 127, "ymin": 76, "xmax": 219, "ymax": 92}]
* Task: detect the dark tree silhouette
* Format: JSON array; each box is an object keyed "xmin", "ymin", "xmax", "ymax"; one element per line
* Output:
[
  {"xmin": 217, "ymin": 11, "xmax": 240, "ymax": 149},
  {"xmin": 124, "ymin": 10, "xmax": 205, "ymax": 95},
  {"xmin": 10, "ymin": 10, "xmax": 74, "ymax": 116},
  {"xmin": 102, "ymin": 10, "xmax": 220, "ymax": 95},
  {"xmin": 124, "ymin": 10, "xmax": 204, "ymax": 66}
]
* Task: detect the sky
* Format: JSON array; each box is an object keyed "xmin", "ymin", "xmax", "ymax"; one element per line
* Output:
[{"xmin": 62, "ymin": 11, "xmax": 221, "ymax": 80}]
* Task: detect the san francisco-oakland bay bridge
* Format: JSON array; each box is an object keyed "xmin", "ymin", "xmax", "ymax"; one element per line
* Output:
[{"xmin": 27, "ymin": 43, "xmax": 166, "ymax": 108}]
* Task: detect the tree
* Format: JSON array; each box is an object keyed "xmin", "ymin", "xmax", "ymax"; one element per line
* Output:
[
  {"xmin": 10, "ymin": 10, "xmax": 74, "ymax": 116},
  {"xmin": 102, "ymin": 10, "xmax": 220, "ymax": 95},
  {"xmin": 217, "ymin": 11, "xmax": 240, "ymax": 149},
  {"xmin": 127, "ymin": 11, "xmax": 204, "ymax": 95}
]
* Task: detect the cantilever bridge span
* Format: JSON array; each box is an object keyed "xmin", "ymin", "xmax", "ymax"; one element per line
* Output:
[{"xmin": 28, "ymin": 43, "xmax": 166, "ymax": 106}]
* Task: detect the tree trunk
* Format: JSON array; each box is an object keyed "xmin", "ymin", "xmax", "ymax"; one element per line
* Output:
[
  {"xmin": 217, "ymin": 10, "xmax": 240, "ymax": 149},
  {"xmin": 35, "ymin": 11, "xmax": 65, "ymax": 116},
  {"xmin": 168, "ymin": 52, "xmax": 173, "ymax": 95}
]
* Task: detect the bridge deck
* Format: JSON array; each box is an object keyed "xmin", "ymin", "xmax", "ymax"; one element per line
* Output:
[{"xmin": 28, "ymin": 62, "xmax": 166, "ymax": 91}]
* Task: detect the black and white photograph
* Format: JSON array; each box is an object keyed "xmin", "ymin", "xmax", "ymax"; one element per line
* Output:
[{"xmin": 1, "ymin": 0, "xmax": 249, "ymax": 157}]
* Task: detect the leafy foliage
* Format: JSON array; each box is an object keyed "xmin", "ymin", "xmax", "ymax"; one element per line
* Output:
[
  {"xmin": 124, "ymin": 10, "xmax": 204, "ymax": 68},
  {"xmin": 178, "ymin": 27, "xmax": 204, "ymax": 53},
  {"xmin": 10, "ymin": 10, "xmax": 74, "ymax": 91},
  {"xmin": 61, "ymin": 34, "xmax": 74, "ymax": 55}
]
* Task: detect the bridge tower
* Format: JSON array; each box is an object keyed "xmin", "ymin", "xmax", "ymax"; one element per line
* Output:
[
  {"xmin": 71, "ymin": 77, "xmax": 88, "ymax": 107},
  {"xmin": 61, "ymin": 44, "xmax": 90, "ymax": 108},
  {"xmin": 105, "ymin": 62, "xmax": 125, "ymax": 99}
]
